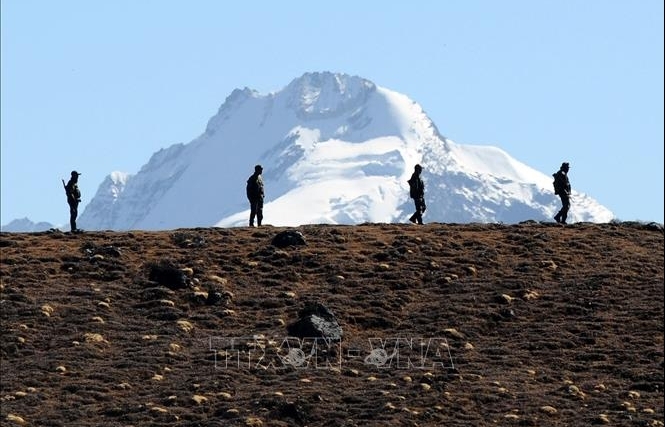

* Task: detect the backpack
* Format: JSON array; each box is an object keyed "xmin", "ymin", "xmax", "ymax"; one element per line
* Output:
[
  {"xmin": 408, "ymin": 177, "xmax": 418, "ymax": 199},
  {"xmin": 552, "ymin": 171, "xmax": 564, "ymax": 195}
]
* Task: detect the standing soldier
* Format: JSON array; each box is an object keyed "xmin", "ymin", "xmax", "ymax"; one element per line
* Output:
[
  {"xmin": 407, "ymin": 164, "xmax": 426, "ymax": 225},
  {"xmin": 553, "ymin": 162, "xmax": 571, "ymax": 224},
  {"xmin": 63, "ymin": 170, "xmax": 82, "ymax": 233},
  {"xmin": 246, "ymin": 164, "xmax": 264, "ymax": 227}
]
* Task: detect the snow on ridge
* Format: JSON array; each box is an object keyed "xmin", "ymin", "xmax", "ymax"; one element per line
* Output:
[
  {"xmin": 109, "ymin": 171, "xmax": 131, "ymax": 183},
  {"xmin": 447, "ymin": 142, "xmax": 552, "ymax": 188}
]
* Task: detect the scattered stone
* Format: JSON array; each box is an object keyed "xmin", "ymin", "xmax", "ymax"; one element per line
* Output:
[
  {"xmin": 520, "ymin": 290, "xmax": 540, "ymax": 301},
  {"xmin": 567, "ymin": 385, "xmax": 586, "ymax": 399},
  {"xmin": 271, "ymin": 230, "xmax": 307, "ymax": 248},
  {"xmin": 245, "ymin": 417, "xmax": 263, "ymax": 427},
  {"xmin": 596, "ymin": 413, "xmax": 611, "ymax": 424},
  {"xmin": 41, "ymin": 304, "xmax": 54, "ymax": 317},
  {"xmin": 620, "ymin": 401, "xmax": 637, "ymax": 412},
  {"xmin": 148, "ymin": 261, "xmax": 189, "ymax": 290},
  {"xmin": 84, "ymin": 333, "xmax": 107, "ymax": 343},
  {"xmin": 208, "ymin": 275, "xmax": 228, "ymax": 285},
  {"xmin": 177, "ymin": 320, "xmax": 194, "ymax": 333},
  {"xmin": 627, "ymin": 390, "xmax": 640, "ymax": 399},
  {"xmin": 287, "ymin": 303, "xmax": 343, "ymax": 342},
  {"xmin": 443, "ymin": 328, "xmax": 464, "ymax": 339},
  {"xmin": 192, "ymin": 395, "xmax": 208, "ymax": 405},
  {"xmin": 540, "ymin": 405, "xmax": 557, "ymax": 415},
  {"xmin": 5, "ymin": 414, "xmax": 26, "ymax": 425},
  {"xmin": 81, "ymin": 242, "xmax": 122, "ymax": 258},
  {"xmin": 205, "ymin": 288, "xmax": 233, "ymax": 306}
]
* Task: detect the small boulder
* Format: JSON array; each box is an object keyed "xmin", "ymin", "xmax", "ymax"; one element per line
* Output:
[
  {"xmin": 271, "ymin": 230, "xmax": 307, "ymax": 248},
  {"xmin": 287, "ymin": 303, "xmax": 343, "ymax": 342},
  {"xmin": 148, "ymin": 261, "xmax": 189, "ymax": 290}
]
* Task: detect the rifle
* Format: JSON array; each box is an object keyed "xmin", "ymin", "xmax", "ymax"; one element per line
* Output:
[{"xmin": 62, "ymin": 179, "xmax": 71, "ymax": 202}]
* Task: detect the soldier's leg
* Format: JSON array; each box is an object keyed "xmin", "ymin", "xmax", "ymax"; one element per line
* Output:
[
  {"xmin": 69, "ymin": 204, "xmax": 77, "ymax": 232},
  {"xmin": 409, "ymin": 200, "xmax": 418, "ymax": 223},
  {"xmin": 249, "ymin": 201, "xmax": 256, "ymax": 226},
  {"xmin": 561, "ymin": 195, "xmax": 570, "ymax": 224},
  {"xmin": 256, "ymin": 199, "xmax": 263, "ymax": 226},
  {"xmin": 554, "ymin": 196, "xmax": 564, "ymax": 223},
  {"xmin": 415, "ymin": 198, "xmax": 425, "ymax": 224}
]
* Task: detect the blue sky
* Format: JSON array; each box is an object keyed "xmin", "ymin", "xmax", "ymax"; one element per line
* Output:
[{"xmin": 2, "ymin": 0, "xmax": 663, "ymax": 225}]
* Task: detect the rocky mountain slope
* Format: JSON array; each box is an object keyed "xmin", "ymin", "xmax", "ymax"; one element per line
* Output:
[{"xmin": 1, "ymin": 221, "xmax": 662, "ymax": 426}]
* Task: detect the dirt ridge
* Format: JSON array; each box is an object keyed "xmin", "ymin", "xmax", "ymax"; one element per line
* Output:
[{"xmin": 1, "ymin": 222, "xmax": 663, "ymax": 426}]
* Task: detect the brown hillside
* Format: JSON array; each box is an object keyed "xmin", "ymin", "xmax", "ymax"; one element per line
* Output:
[{"xmin": 1, "ymin": 222, "xmax": 663, "ymax": 427}]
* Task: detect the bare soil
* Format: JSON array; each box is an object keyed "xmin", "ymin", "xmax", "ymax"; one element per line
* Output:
[{"xmin": 1, "ymin": 222, "xmax": 663, "ymax": 426}]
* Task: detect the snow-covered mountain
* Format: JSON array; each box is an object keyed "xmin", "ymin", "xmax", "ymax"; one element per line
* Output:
[
  {"xmin": 1, "ymin": 218, "xmax": 54, "ymax": 233},
  {"xmin": 76, "ymin": 72, "xmax": 613, "ymax": 230},
  {"xmin": 78, "ymin": 172, "xmax": 131, "ymax": 230}
]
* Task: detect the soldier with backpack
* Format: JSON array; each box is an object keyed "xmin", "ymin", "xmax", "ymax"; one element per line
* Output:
[
  {"xmin": 552, "ymin": 162, "xmax": 571, "ymax": 224},
  {"xmin": 63, "ymin": 170, "xmax": 82, "ymax": 233},
  {"xmin": 407, "ymin": 164, "xmax": 426, "ymax": 225},
  {"xmin": 246, "ymin": 164, "xmax": 264, "ymax": 227}
]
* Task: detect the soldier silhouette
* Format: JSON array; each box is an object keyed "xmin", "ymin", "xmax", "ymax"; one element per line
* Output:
[
  {"xmin": 553, "ymin": 162, "xmax": 571, "ymax": 224},
  {"xmin": 246, "ymin": 165, "xmax": 264, "ymax": 227},
  {"xmin": 63, "ymin": 171, "xmax": 82, "ymax": 233},
  {"xmin": 407, "ymin": 164, "xmax": 426, "ymax": 225}
]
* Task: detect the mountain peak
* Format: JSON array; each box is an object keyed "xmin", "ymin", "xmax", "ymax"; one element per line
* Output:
[{"xmin": 285, "ymin": 72, "xmax": 376, "ymax": 119}]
